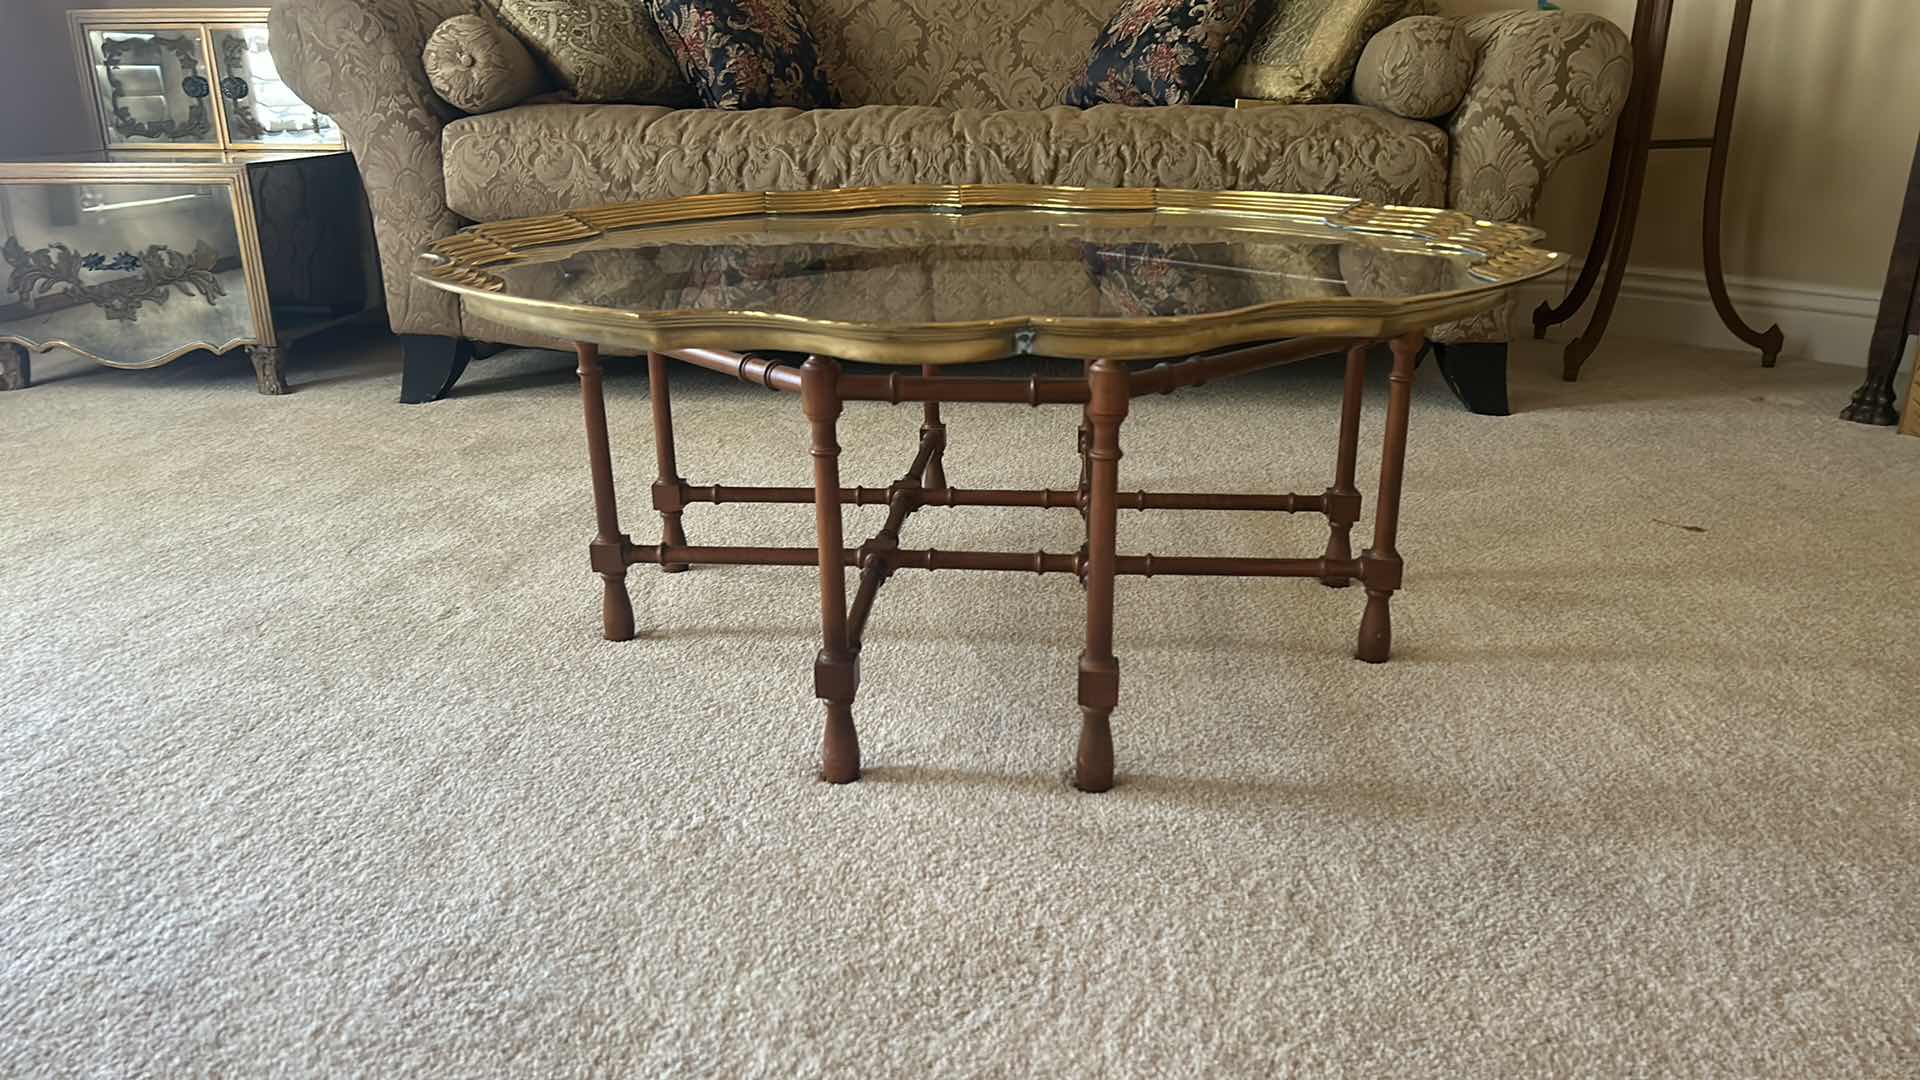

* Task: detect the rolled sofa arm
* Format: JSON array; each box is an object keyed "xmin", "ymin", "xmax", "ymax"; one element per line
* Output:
[
  {"xmin": 1432, "ymin": 9, "xmax": 1631, "ymax": 343},
  {"xmin": 1448, "ymin": 10, "xmax": 1633, "ymax": 225},
  {"xmin": 269, "ymin": 0, "xmax": 472, "ymax": 338}
]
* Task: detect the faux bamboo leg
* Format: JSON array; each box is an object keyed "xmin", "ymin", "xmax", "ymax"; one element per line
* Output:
[
  {"xmin": 919, "ymin": 364, "xmax": 948, "ymax": 490},
  {"xmin": 647, "ymin": 352, "xmax": 691, "ymax": 572},
  {"xmin": 1075, "ymin": 358, "xmax": 1128, "ymax": 793},
  {"xmin": 576, "ymin": 342, "xmax": 635, "ymax": 642},
  {"xmin": 1356, "ymin": 334, "xmax": 1420, "ymax": 664},
  {"xmin": 1320, "ymin": 345, "xmax": 1366, "ymax": 587},
  {"xmin": 803, "ymin": 356, "xmax": 860, "ymax": 783}
]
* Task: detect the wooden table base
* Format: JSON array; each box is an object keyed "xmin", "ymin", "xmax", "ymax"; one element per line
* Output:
[{"xmin": 575, "ymin": 332, "xmax": 1426, "ymax": 792}]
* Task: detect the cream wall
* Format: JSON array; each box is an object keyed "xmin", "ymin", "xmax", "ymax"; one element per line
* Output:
[{"xmin": 1445, "ymin": 0, "xmax": 1920, "ymax": 295}]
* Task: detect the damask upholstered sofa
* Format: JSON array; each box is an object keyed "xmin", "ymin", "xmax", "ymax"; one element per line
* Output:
[{"xmin": 268, "ymin": 0, "xmax": 1629, "ymax": 411}]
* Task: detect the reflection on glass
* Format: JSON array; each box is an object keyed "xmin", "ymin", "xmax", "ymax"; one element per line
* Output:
[
  {"xmin": 88, "ymin": 30, "xmax": 215, "ymax": 145},
  {"xmin": 0, "ymin": 181, "xmax": 254, "ymax": 364},
  {"xmin": 455, "ymin": 209, "xmax": 1496, "ymax": 326},
  {"xmin": 211, "ymin": 27, "xmax": 337, "ymax": 146}
]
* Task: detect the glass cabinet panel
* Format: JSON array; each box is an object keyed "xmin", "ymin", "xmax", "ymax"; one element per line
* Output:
[
  {"xmin": 0, "ymin": 180, "xmax": 255, "ymax": 366},
  {"xmin": 209, "ymin": 26, "xmax": 339, "ymax": 147},
  {"xmin": 86, "ymin": 29, "xmax": 219, "ymax": 147}
]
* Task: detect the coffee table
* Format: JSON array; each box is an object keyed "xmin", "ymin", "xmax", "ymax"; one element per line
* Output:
[{"xmin": 414, "ymin": 186, "xmax": 1560, "ymax": 792}]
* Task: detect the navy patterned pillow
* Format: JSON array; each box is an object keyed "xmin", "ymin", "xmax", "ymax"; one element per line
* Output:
[
  {"xmin": 645, "ymin": 0, "xmax": 841, "ymax": 109},
  {"xmin": 1065, "ymin": 0, "xmax": 1269, "ymax": 107}
]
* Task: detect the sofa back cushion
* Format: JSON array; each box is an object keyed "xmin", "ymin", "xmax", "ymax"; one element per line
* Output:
[{"xmin": 806, "ymin": 0, "xmax": 1111, "ymax": 109}]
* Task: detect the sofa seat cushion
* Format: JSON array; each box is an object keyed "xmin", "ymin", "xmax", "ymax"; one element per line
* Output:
[{"xmin": 441, "ymin": 102, "xmax": 1448, "ymax": 222}]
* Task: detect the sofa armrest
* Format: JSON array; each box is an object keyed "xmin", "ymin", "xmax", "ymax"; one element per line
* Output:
[
  {"xmin": 1447, "ymin": 10, "xmax": 1632, "ymax": 225},
  {"xmin": 269, "ymin": 0, "xmax": 472, "ymax": 338}
]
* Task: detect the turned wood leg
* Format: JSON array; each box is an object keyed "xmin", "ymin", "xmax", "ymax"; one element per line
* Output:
[
  {"xmin": 1075, "ymin": 358, "xmax": 1128, "ymax": 793},
  {"xmin": 1357, "ymin": 333, "xmax": 1420, "ymax": 664},
  {"xmin": 920, "ymin": 364, "xmax": 948, "ymax": 490},
  {"xmin": 1321, "ymin": 345, "xmax": 1366, "ymax": 587},
  {"xmin": 577, "ymin": 342, "xmax": 635, "ymax": 642},
  {"xmin": 249, "ymin": 344, "xmax": 288, "ymax": 395},
  {"xmin": 647, "ymin": 352, "xmax": 691, "ymax": 572},
  {"xmin": 803, "ymin": 356, "xmax": 860, "ymax": 784},
  {"xmin": 0, "ymin": 344, "xmax": 29, "ymax": 391}
]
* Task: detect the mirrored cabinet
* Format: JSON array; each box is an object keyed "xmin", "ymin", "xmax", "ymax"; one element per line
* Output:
[{"xmin": 72, "ymin": 8, "xmax": 343, "ymax": 152}]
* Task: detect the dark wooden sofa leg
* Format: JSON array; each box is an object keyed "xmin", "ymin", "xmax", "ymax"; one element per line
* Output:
[
  {"xmin": 399, "ymin": 335, "xmax": 474, "ymax": 404},
  {"xmin": 1432, "ymin": 342, "xmax": 1511, "ymax": 417}
]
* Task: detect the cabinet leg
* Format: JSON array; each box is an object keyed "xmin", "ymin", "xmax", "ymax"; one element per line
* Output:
[
  {"xmin": 1, "ymin": 345, "xmax": 29, "ymax": 391},
  {"xmin": 249, "ymin": 345, "xmax": 288, "ymax": 395}
]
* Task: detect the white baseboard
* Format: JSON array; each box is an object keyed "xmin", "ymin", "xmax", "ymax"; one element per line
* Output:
[{"xmin": 1512, "ymin": 263, "xmax": 1916, "ymax": 377}]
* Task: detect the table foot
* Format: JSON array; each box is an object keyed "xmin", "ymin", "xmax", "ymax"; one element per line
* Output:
[
  {"xmin": 1356, "ymin": 589, "xmax": 1392, "ymax": 663},
  {"xmin": 601, "ymin": 574, "xmax": 635, "ymax": 642},
  {"xmin": 2, "ymin": 344, "xmax": 32, "ymax": 390},
  {"xmin": 1841, "ymin": 382, "xmax": 1900, "ymax": 426},
  {"xmin": 819, "ymin": 700, "xmax": 861, "ymax": 784},
  {"xmin": 1073, "ymin": 708, "xmax": 1114, "ymax": 793}
]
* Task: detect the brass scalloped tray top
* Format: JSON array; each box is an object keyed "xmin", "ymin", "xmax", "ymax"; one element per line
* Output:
[{"xmin": 414, "ymin": 185, "xmax": 1563, "ymax": 364}]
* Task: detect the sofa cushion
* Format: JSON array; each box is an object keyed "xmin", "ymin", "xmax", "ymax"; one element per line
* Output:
[
  {"xmin": 442, "ymin": 102, "xmax": 1448, "ymax": 221},
  {"xmin": 1063, "ymin": 0, "xmax": 1266, "ymax": 107},
  {"xmin": 487, "ymin": 0, "xmax": 690, "ymax": 105},
  {"xmin": 1223, "ymin": 0, "xmax": 1436, "ymax": 105},
  {"xmin": 646, "ymin": 0, "xmax": 841, "ymax": 108}
]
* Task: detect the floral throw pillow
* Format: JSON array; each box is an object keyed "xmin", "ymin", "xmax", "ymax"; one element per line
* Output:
[
  {"xmin": 644, "ymin": 0, "xmax": 841, "ymax": 109},
  {"xmin": 1064, "ymin": 0, "xmax": 1269, "ymax": 107}
]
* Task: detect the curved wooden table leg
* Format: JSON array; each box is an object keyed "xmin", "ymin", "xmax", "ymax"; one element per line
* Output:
[
  {"xmin": 803, "ymin": 356, "xmax": 861, "ymax": 784},
  {"xmin": 1357, "ymin": 334, "xmax": 1420, "ymax": 664},
  {"xmin": 1701, "ymin": 0, "xmax": 1784, "ymax": 368},
  {"xmin": 647, "ymin": 352, "xmax": 691, "ymax": 572},
  {"xmin": 1534, "ymin": 0, "xmax": 1660, "ymax": 341},
  {"xmin": 577, "ymin": 342, "xmax": 635, "ymax": 642},
  {"xmin": 1321, "ymin": 345, "xmax": 1366, "ymax": 586},
  {"xmin": 1074, "ymin": 358, "xmax": 1128, "ymax": 793},
  {"xmin": 1563, "ymin": 0, "xmax": 1675, "ymax": 382}
]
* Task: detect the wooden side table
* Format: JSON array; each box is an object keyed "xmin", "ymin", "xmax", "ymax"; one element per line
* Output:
[
  {"xmin": 1844, "ymin": 133, "xmax": 1920, "ymax": 429},
  {"xmin": 0, "ymin": 151, "xmax": 375, "ymax": 394},
  {"xmin": 1533, "ymin": 0, "xmax": 1784, "ymax": 378}
]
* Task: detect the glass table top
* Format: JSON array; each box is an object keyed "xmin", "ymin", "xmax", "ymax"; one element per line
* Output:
[{"xmin": 415, "ymin": 186, "xmax": 1563, "ymax": 364}]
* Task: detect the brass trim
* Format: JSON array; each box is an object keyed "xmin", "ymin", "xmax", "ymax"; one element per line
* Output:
[
  {"xmin": 0, "ymin": 334, "xmax": 257, "ymax": 370},
  {"xmin": 416, "ymin": 184, "xmax": 1563, "ymax": 364}
]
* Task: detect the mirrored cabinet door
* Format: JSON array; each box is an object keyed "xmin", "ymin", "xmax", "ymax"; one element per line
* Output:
[
  {"xmin": 0, "ymin": 179, "xmax": 257, "ymax": 367},
  {"xmin": 209, "ymin": 25, "xmax": 339, "ymax": 148},
  {"xmin": 85, "ymin": 29, "xmax": 221, "ymax": 148}
]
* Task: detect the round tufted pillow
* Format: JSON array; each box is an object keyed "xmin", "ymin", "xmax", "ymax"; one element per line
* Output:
[
  {"xmin": 1350, "ymin": 16, "xmax": 1475, "ymax": 121},
  {"xmin": 422, "ymin": 14, "xmax": 547, "ymax": 115}
]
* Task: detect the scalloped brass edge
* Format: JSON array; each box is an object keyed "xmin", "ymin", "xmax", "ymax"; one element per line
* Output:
[
  {"xmin": 0, "ymin": 331, "xmax": 257, "ymax": 369},
  {"xmin": 415, "ymin": 184, "xmax": 1562, "ymax": 363}
]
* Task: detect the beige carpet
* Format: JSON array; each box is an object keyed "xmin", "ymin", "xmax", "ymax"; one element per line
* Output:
[{"xmin": 2, "ymin": 332, "xmax": 1917, "ymax": 1077}]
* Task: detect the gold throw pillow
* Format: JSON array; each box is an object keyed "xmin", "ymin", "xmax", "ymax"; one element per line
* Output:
[
  {"xmin": 489, "ymin": 0, "xmax": 691, "ymax": 105},
  {"xmin": 1223, "ymin": 0, "xmax": 1439, "ymax": 105}
]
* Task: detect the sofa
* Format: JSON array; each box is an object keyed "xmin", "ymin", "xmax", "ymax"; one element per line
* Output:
[{"xmin": 268, "ymin": 0, "xmax": 1629, "ymax": 412}]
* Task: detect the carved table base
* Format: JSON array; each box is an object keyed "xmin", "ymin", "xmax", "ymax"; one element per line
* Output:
[{"xmin": 576, "ymin": 333, "xmax": 1427, "ymax": 792}]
